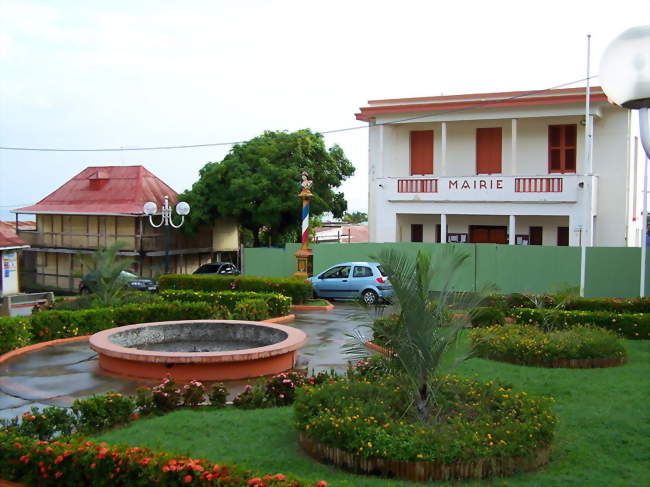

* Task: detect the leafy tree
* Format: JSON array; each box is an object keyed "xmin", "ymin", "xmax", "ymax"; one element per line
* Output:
[
  {"xmin": 342, "ymin": 211, "xmax": 367, "ymax": 224},
  {"xmin": 180, "ymin": 129, "xmax": 355, "ymax": 246}
]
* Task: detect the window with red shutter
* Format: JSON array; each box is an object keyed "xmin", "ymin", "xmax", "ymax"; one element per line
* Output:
[
  {"xmin": 476, "ymin": 127, "xmax": 502, "ymax": 174},
  {"xmin": 548, "ymin": 125, "xmax": 577, "ymax": 173},
  {"xmin": 410, "ymin": 130, "xmax": 434, "ymax": 175}
]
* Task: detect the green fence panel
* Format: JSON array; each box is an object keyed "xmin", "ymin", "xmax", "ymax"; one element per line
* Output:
[
  {"xmin": 475, "ymin": 244, "xmax": 581, "ymax": 295},
  {"xmin": 313, "ymin": 242, "xmax": 476, "ymax": 292},
  {"xmin": 243, "ymin": 244, "xmax": 300, "ymax": 277},
  {"xmin": 585, "ymin": 247, "xmax": 642, "ymax": 298}
]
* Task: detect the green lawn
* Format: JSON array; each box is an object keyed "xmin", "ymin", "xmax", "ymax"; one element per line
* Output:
[
  {"xmin": 299, "ymin": 299, "xmax": 331, "ymax": 307},
  {"xmin": 95, "ymin": 338, "xmax": 650, "ymax": 486}
]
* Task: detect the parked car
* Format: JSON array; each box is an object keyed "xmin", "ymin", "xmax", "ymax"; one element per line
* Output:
[
  {"xmin": 79, "ymin": 270, "xmax": 158, "ymax": 294},
  {"xmin": 192, "ymin": 262, "xmax": 240, "ymax": 276},
  {"xmin": 307, "ymin": 262, "xmax": 393, "ymax": 305}
]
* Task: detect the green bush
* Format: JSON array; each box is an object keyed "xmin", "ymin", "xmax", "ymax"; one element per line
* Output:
[
  {"xmin": 71, "ymin": 392, "xmax": 136, "ymax": 433},
  {"xmin": 54, "ymin": 291, "xmax": 162, "ymax": 311},
  {"xmin": 159, "ymin": 274, "xmax": 311, "ymax": 304},
  {"xmin": 0, "ymin": 316, "xmax": 31, "ymax": 354},
  {"xmin": 510, "ymin": 307, "xmax": 650, "ymax": 339},
  {"xmin": 294, "ymin": 375, "xmax": 556, "ymax": 463},
  {"xmin": 30, "ymin": 308, "xmax": 115, "ymax": 340},
  {"xmin": 160, "ymin": 289, "xmax": 291, "ymax": 317},
  {"xmin": 470, "ymin": 306, "xmax": 507, "ymax": 327},
  {"xmin": 112, "ymin": 301, "xmax": 223, "ymax": 326},
  {"xmin": 486, "ymin": 293, "xmax": 650, "ymax": 315},
  {"xmin": 471, "ymin": 324, "xmax": 627, "ymax": 364},
  {"xmin": 232, "ymin": 298, "xmax": 270, "ymax": 321}
]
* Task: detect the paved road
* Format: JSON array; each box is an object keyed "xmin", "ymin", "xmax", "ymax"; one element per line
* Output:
[{"xmin": 0, "ymin": 303, "xmax": 372, "ymax": 421}]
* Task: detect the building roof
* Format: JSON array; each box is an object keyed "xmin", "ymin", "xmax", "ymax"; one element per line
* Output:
[
  {"xmin": 314, "ymin": 224, "xmax": 369, "ymax": 244},
  {"xmin": 355, "ymin": 86, "xmax": 609, "ymax": 121},
  {"xmin": 13, "ymin": 166, "xmax": 178, "ymax": 216},
  {"xmin": 0, "ymin": 221, "xmax": 29, "ymax": 250}
]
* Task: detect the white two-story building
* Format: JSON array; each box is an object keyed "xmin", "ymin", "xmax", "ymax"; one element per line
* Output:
[{"xmin": 357, "ymin": 87, "xmax": 644, "ymax": 247}]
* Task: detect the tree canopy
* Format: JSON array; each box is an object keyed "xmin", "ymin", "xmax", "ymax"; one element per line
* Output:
[
  {"xmin": 342, "ymin": 211, "xmax": 368, "ymax": 224},
  {"xmin": 180, "ymin": 129, "xmax": 355, "ymax": 246}
]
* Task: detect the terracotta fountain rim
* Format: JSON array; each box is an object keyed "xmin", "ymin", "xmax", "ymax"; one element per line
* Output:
[{"xmin": 89, "ymin": 319, "xmax": 307, "ymax": 364}]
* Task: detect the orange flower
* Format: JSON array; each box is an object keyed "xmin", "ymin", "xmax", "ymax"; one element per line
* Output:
[
  {"xmin": 55, "ymin": 472, "xmax": 63, "ymax": 479},
  {"xmin": 274, "ymin": 473, "xmax": 286, "ymax": 481},
  {"xmin": 316, "ymin": 482, "xmax": 328, "ymax": 487},
  {"xmin": 184, "ymin": 474, "xmax": 193, "ymax": 483},
  {"xmin": 54, "ymin": 455, "xmax": 64, "ymax": 464}
]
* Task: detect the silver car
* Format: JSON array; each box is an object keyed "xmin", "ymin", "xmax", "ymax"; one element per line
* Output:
[{"xmin": 308, "ymin": 262, "xmax": 393, "ymax": 305}]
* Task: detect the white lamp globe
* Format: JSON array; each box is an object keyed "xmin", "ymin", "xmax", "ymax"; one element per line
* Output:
[
  {"xmin": 600, "ymin": 25, "xmax": 650, "ymax": 109},
  {"xmin": 176, "ymin": 201, "xmax": 190, "ymax": 216},
  {"xmin": 143, "ymin": 201, "xmax": 157, "ymax": 215}
]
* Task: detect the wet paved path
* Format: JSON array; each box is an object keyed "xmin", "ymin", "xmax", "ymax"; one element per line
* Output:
[{"xmin": 0, "ymin": 304, "xmax": 369, "ymax": 421}]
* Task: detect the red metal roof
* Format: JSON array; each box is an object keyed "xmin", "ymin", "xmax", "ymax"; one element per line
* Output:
[
  {"xmin": 13, "ymin": 166, "xmax": 178, "ymax": 216},
  {"xmin": 355, "ymin": 87, "xmax": 609, "ymax": 121},
  {"xmin": 0, "ymin": 221, "xmax": 29, "ymax": 250}
]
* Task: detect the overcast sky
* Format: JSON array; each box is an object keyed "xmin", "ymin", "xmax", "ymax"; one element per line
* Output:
[{"xmin": 1, "ymin": 0, "xmax": 649, "ymax": 221}]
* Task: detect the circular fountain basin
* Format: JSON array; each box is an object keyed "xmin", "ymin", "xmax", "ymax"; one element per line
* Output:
[{"xmin": 89, "ymin": 320, "xmax": 307, "ymax": 381}]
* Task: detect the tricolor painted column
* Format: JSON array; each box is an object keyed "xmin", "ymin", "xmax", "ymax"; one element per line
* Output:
[{"xmin": 294, "ymin": 171, "xmax": 314, "ymax": 279}]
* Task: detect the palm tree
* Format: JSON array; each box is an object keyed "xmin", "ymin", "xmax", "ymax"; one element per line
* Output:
[
  {"xmin": 81, "ymin": 242, "xmax": 134, "ymax": 307},
  {"xmin": 347, "ymin": 247, "xmax": 488, "ymax": 424}
]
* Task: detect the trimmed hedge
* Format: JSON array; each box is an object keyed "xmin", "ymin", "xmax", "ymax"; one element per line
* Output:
[
  {"xmin": 0, "ymin": 295, "xmax": 295, "ymax": 356},
  {"xmin": 509, "ymin": 307, "xmax": 650, "ymax": 339},
  {"xmin": 0, "ymin": 316, "xmax": 31, "ymax": 354},
  {"xmin": 471, "ymin": 324, "xmax": 627, "ymax": 364},
  {"xmin": 160, "ymin": 289, "xmax": 292, "ymax": 318},
  {"xmin": 484, "ymin": 293, "xmax": 650, "ymax": 315},
  {"xmin": 159, "ymin": 274, "xmax": 311, "ymax": 304}
]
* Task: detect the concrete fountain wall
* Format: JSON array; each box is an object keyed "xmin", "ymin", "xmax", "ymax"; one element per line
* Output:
[{"xmin": 89, "ymin": 320, "xmax": 307, "ymax": 381}]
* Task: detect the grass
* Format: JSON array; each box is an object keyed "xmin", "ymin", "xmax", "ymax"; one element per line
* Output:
[
  {"xmin": 94, "ymin": 338, "xmax": 650, "ymax": 486},
  {"xmin": 300, "ymin": 299, "xmax": 331, "ymax": 307}
]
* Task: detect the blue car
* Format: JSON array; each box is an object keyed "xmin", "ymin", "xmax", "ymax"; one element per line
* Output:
[{"xmin": 308, "ymin": 262, "xmax": 393, "ymax": 305}]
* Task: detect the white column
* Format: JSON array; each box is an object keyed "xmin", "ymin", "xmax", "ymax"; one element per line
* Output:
[
  {"xmin": 440, "ymin": 122, "xmax": 447, "ymax": 176},
  {"xmin": 511, "ymin": 119, "xmax": 517, "ymax": 175},
  {"xmin": 509, "ymin": 215, "xmax": 516, "ymax": 245},
  {"xmin": 440, "ymin": 213, "xmax": 447, "ymax": 243}
]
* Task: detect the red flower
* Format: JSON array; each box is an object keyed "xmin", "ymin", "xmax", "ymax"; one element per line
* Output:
[
  {"xmin": 184, "ymin": 474, "xmax": 193, "ymax": 483},
  {"xmin": 274, "ymin": 473, "xmax": 286, "ymax": 481},
  {"xmin": 54, "ymin": 455, "xmax": 64, "ymax": 464},
  {"xmin": 131, "ymin": 413, "xmax": 140, "ymax": 420},
  {"xmin": 316, "ymin": 482, "xmax": 328, "ymax": 487},
  {"xmin": 55, "ymin": 472, "xmax": 63, "ymax": 479},
  {"xmin": 248, "ymin": 478, "xmax": 262, "ymax": 485}
]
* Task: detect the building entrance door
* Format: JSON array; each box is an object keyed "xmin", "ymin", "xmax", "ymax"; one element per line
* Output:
[{"xmin": 469, "ymin": 225, "xmax": 507, "ymax": 244}]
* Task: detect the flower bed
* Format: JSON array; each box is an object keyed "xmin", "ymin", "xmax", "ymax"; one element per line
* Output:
[
  {"xmin": 484, "ymin": 293, "xmax": 650, "ymax": 314},
  {"xmin": 159, "ymin": 274, "xmax": 312, "ymax": 304},
  {"xmin": 293, "ymin": 375, "xmax": 556, "ymax": 481},
  {"xmin": 0, "ymin": 433, "xmax": 322, "ymax": 487},
  {"xmin": 470, "ymin": 324, "xmax": 627, "ymax": 367}
]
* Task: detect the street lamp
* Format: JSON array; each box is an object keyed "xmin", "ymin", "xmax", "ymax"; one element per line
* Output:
[
  {"xmin": 600, "ymin": 25, "xmax": 650, "ymax": 296},
  {"xmin": 143, "ymin": 195, "xmax": 190, "ymax": 274}
]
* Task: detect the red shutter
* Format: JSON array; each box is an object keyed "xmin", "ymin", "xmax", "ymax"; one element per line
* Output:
[
  {"xmin": 476, "ymin": 128, "xmax": 502, "ymax": 174},
  {"xmin": 410, "ymin": 130, "xmax": 434, "ymax": 175},
  {"xmin": 548, "ymin": 125, "xmax": 577, "ymax": 173}
]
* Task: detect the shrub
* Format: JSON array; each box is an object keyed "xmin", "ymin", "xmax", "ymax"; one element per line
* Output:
[
  {"xmin": 160, "ymin": 289, "xmax": 292, "ymax": 317},
  {"xmin": 0, "ymin": 316, "xmax": 31, "ymax": 354},
  {"xmin": 371, "ymin": 313, "xmax": 399, "ymax": 346},
  {"xmin": 159, "ymin": 274, "xmax": 312, "ymax": 304},
  {"xmin": 509, "ymin": 307, "xmax": 650, "ymax": 339},
  {"xmin": 151, "ymin": 375, "xmax": 183, "ymax": 412},
  {"xmin": 181, "ymin": 380, "xmax": 207, "ymax": 407},
  {"xmin": 71, "ymin": 392, "xmax": 136, "ymax": 433},
  {"xmin": 0, "ymin": 407, "xmax": 76, "ymax": 442},
  {"xmin": 207, "ymin": 383, "xmax": 228, "ymax": 408},
  {"xmin": 470, "ymin": 307, "xmax": 507, "ymax": 328},
  {"xmin": 471, "ymin": 324, "xmax": 627, "ymax": 364},
  {"xmin": 112, "ymin": 301, "xmax": 220, "ymax": 325},
  {"xmin": 30, "ymin": 308, "xmax": 115, "ymax": 340},
  {"xmin": 232, "ymin": 298, "xmax": 270, "ymax": 321},
  {"xmin": 294, "ymin": 375, "xmax": 556, "ymax": 463}
]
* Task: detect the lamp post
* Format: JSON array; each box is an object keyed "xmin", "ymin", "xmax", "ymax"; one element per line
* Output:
[
  {"xmin": 293, "ymin": 171, "xmax": 314, "ymax": 279},
  {"xmin": 600, "ymin": 25, "xmax": 650, "ymax": 296},
  {"xmin": 143, "ymin": 196, "xmax": 190, "ymax": 274}
]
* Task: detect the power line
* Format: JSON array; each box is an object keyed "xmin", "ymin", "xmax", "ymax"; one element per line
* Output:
[{"xmin": 0, "ymin": 76, "xmax": 597, "ymax": 153}]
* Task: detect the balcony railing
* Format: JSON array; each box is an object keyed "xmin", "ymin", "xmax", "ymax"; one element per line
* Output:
[{"xmin": 387, "ymin": 174, "xmax": 584, "ymax": 203}]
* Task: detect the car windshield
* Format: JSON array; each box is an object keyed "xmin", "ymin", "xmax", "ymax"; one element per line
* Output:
[{"xmin": 377, "ymin": 265, "xmax": 387, "ymax": 277}]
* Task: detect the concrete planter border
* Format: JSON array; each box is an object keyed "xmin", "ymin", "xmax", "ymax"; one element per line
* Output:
[
  {"xmin": 298, "ymin": 432, "xmax": 552, "ymax": 482},
  {"xmin": 291, "ymin": 301, "xmax": 334, "ymax": 312}
]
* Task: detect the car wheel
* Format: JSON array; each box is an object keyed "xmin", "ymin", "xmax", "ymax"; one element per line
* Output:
[
  {"xmin": 80, "ymin": 287, "xmax": 90, "ymax": 295},
  {"xmin": 361, "ymin": 289, "xmax": 379, "ymax": 305}
]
